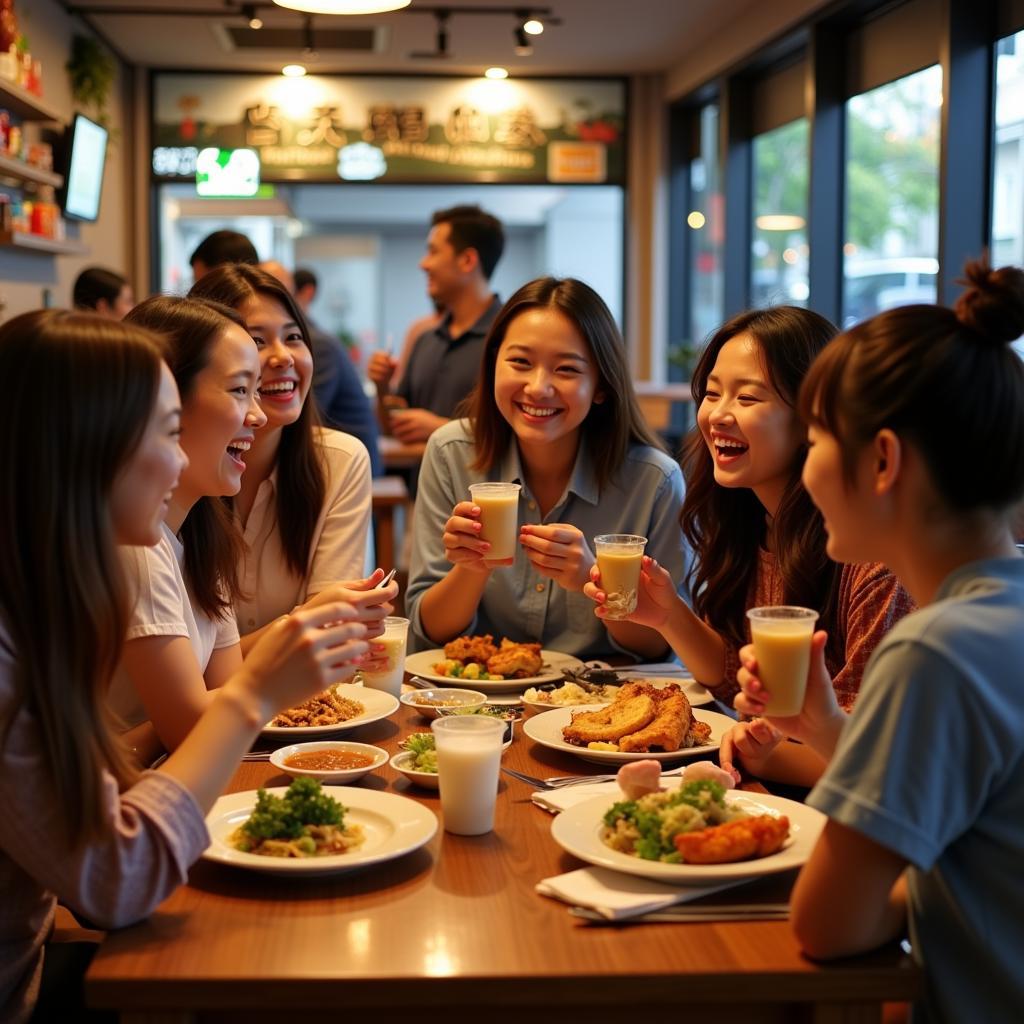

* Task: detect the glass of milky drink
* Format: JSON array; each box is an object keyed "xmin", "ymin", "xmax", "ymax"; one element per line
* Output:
[
  {"xmin": 359, "ymin": 616, "xmax": 409, "ymax": 698},
  {"xmin": 594, "ymin": 534, "xmax": 648, "ymax": 619},
  {"xmin": 745, "ymin": 606, "xmax": 819, "ymax": 716},
  {"xmin": 468, "ymin": 482, "xmax": 522, "ymax": 565},
  {"xmin": 431, "ymin": 715, "xmax": 506, "ymax": 835}
]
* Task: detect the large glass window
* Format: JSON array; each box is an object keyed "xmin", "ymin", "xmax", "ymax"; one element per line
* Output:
[
  {"xmin": 751, "ymin": 118, "xmax": 809, "ymax": 308},
  {"xmin": 842, "ymin": 65, "xmax": 942, "ymax": 327},
  {"xmin": 687, "ymin": 104, "xmax": 723, "ymax": 346},
  {"xmin": 993, "ymin": 30, "xmax": 1024, "ymax": 271}
]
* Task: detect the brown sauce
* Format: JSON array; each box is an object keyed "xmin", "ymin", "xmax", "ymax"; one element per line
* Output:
[{"xmin": 285, "ymin": 750, "xmax": 374, "ymax": 771}]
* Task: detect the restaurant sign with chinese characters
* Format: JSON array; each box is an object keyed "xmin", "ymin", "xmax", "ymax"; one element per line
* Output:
[{"xmin": 151, "ymin": 73, "xmax": 625, "ymax": 185}]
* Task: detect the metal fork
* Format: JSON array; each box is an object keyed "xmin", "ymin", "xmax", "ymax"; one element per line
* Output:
[{"xmin": 502, "ymin": 764, "xmax": 688, "ymax": 790}]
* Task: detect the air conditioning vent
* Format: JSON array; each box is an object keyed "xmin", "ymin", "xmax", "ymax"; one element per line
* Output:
[{"xmin": 221, "ymin": 26, "xmax": 383, "ymax": 52}]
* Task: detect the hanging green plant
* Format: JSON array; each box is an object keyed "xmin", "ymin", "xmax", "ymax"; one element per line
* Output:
[{"xmin": 65, "ymin": 34, "xmax": 116, "ymax": 133}]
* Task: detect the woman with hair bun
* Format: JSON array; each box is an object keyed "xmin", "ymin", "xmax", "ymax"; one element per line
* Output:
[{"xmin": 733, "ymin": 260, "xmax": 1024, "ymax": 1021}]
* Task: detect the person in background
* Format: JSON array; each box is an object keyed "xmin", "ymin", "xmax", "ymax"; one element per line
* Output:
[
  {"xmin": 583, "ymin": 306, "xmax": 912, "ymax": 787},
  {"xmin": 394, "ymin": 300, "xmax": 446, "ymax": 388},
  {"xmin": 291, "ymin": 265, "xmax": 381, "ymax": 477},
  {"xmin": 189, "ymin": 229, "xmax": 258, "ymax": 282},
  {"xmin": 190, "ymin": 265, "xmax": 395, "ymax": 651},
  {"xmin": 71, "ymin": 266, "xmax": 134, "ymax": 320},
  {"xmin": 732, "ymin": 261, "xmax": 1024, "ymax": 1023},
  {"xmin": 367, "ymin": 204, "xmax": 505, "ymax": 446},
  {"xmin": 0, "ymin": 310, "xmax": 368, "ymax": 1023},
  {"xmin": 407, "ymin": 277, "xmax": 688, "ymax": 662}
]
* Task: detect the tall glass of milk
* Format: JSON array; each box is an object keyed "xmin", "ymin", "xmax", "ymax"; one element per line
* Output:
[
  {"xmin": 359, "ymin": 616, "xmax": 409, "ymax": 697},
  {"xmin": 468, "ymin": 482, "xmax": 521, "ymax": 565},
  {"xmin": 431, "ymin": 715, "xmax": 506, "ymax": 835},
  {"xmin": 594, "ymin": 534, "xmax": 648, "ymax": 619},
  {"xmin": 745, "ymin": 606, "xmax": 819, "ymax": 716}
]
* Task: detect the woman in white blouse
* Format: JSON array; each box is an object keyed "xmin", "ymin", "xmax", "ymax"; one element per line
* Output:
[{"xmin": 190, "ymin": 264, "xmax": 397, "ymax": 651}]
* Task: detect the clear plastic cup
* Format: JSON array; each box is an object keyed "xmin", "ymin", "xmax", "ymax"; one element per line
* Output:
[
  {"xmin": 745, "ymin": 606, "xmax": 819, "ymax": 716},
  {"xmin": 431, "ymin": 715, "xmax": 505, "ymax": 835},
  {"xmin": 359, "ymin": 616, "xmax": 409, "ymax": 698},
  {"xmin": 468, "ymin": 482, "xmax": 521, "ymax": 564},
  {"xmin": 594, "ymin": 534, "xmax": 647, "ymax": 619}
]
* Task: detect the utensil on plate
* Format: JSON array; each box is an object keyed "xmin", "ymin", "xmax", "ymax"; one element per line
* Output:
[{"xmin": 501, "ymin": 764, "xmax": 688, "ymax": 790}]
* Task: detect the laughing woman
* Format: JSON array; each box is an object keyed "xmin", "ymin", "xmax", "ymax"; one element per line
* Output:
[
  {"xmin": 733, "ymin": 261, "xmax": 1024, "ymax": 1022},
  {"xmin": 406, "ymin": 276, "xmax": 689, "ymax": 661},
  {"xmin": 584, "ymin": 306, "xmax": 912, "ymax": 785},
  {"xmin": 0, "ymin": 311, "xmax": 367, "ymax": 1022},
  {"xmin": 189, "ymin": 265, "xmax": 396, "ymax": 650}
]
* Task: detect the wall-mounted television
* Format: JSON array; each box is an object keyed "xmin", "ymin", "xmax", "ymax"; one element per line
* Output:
[{"xmin": 62, "ymin": 114, "xmax": 109, "ymax": 222}]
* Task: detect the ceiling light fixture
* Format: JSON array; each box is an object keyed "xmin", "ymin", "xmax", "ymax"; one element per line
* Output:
[
  {"xmin": 282, "ymin": 63, "xmax": 308, "ymax": 77},
  {"xmin": 272, "ymin": 1, "xmax": 411, "ymax": 13},
  {"xmin": 514, "ymin": 24, "xmax": 533, "ymax": 56},
  {"xmin": 302, "ymin": 14, "xmax": 318, "ymax": 57},
  {"xmin": 523, "ymin": 17, "xmax": 544, "ymax": 35},
  {"xmin": 485, "ymin": 66, "xmax": 509, "ymax": 80},
  {"xmin": 243, "ymin": 4, "xmax": 263, "ymax": 29}
]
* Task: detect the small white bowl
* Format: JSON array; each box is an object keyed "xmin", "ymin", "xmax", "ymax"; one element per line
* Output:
[
  {"xmin": 269, "ymin": 741, "xmax": 388, "ymax": 783},
  {"xmin": 389, "ymin": 750, "xmax": 440, "ymax": 789},
  {"xmin": 399, "ymin": 687, "xmax": 487, "ymax": 719}
]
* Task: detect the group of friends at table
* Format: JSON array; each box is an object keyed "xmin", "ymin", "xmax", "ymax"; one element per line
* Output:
[{"xmin": 0, "ymin": 199, "xmax": 1022, "ymax": 1024}]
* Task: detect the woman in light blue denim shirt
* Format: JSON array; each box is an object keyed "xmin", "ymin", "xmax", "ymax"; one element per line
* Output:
[{"xmin": 406, "ymin": 277, "xmax": 690, "ymax": 661}]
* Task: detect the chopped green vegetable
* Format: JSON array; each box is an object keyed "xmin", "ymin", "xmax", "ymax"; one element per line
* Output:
[
  {"xmin": 400, "ymin": 733, "xmax": 438, "ymax": 772},
  {"xmin": 240, "ymin": 777, "xmax": 345, "ymax": 842}
]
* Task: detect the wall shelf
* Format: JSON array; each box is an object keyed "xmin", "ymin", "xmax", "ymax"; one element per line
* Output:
[
  {"xmin": 0, "ymin": 78, "xmax": 64, "ymax": 124},
  {"xmin": 0, "ymin": 152, "xmax": 62, "ymax": 189},
  {"xmin": 0, "ymin": 230, "xmax": 87, "ymax": 255}
]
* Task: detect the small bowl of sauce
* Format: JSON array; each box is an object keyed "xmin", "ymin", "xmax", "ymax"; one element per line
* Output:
[
  {"xmin": 269, "ymin": 741, "xmax": 388, "ymax": 783},
  {"xmin": 399, "ymin": 687, "xmax": 487, "ymax": 719}
]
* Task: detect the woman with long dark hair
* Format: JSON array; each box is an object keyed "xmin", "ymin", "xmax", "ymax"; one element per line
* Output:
[
  {"xmin": 189, "ymin": 265, "xmax": 395, "ymax": 650},
  {"xmin": 585, "ymin": 306, "xmax": 912, "ymax": 784},
  {"xmin": 0, "ymin": 311, "xmax": 367, "ymax": 1022},
  {"xmin": 735, "ymin": 261, "xmax": 1024, "ymax": 1021},
  {"xmin": 406, "ymin": 276, "xmax": 689, "ymax": 660}
]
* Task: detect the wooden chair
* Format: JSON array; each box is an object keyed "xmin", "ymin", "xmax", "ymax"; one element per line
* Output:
[{"xmin": 371, "ymin": 475, "xmax": 409, "ymax": 572}]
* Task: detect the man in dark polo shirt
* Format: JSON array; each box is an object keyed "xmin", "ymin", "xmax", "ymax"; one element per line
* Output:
[{"xmin": 369, "ymin": 204, "xmax": 504, "ymax": 445}]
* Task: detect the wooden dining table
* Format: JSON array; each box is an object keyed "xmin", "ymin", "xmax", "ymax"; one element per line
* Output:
[{"xmin": 85, "ymin": 687, "xmax": 921, "ymax": 1024}]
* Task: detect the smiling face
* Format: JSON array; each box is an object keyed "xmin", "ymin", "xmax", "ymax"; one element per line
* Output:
[
  {"xmin": 696, "ymin": 332, "xmax": 805, "ymax": 514},
  {"xmin": 110, "ymin": 362, "xmax": 188, "ymax": 546},
  {"xmin": 420, "ymin": 222, "xmax": 470, "ymax": 305},
  {"xmin": 493, "ymin": 306, "xmax": 603, "ymax": 460},
  {"xmin": 178, "ymin": 322, "xmax": 266, "ymax": 499},
  {"xmin": 240, "ymin": 293, "xmax": 313, "ymax": 432}
]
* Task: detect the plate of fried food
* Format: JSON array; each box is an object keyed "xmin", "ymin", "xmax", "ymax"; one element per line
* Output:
[
  {"xmin": 551, "ymin": 778, "xmax": 825, "ymax": 884},
  {"xmin": 262, "ymin": 683, "xmax": 400, "ymax": 737},
  {"xmin": 523, "ymin": 681, "xmax": 734, "ymax": 764},
  {"xmin": 405, "ymin": 634, "xmax": 585, "ymax": 693}
]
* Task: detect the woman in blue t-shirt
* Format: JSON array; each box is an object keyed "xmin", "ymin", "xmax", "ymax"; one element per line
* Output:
[{"xmin": 732, "ymin": 259, "xmax": 1024, "ymax": 1023}]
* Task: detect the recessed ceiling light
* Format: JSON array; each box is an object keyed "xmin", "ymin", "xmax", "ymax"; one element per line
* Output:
[
  {"xmin": 485, "ymin": 67, "xmax": 509, "ymax": 80},
  {"xmin": 282, "ymin": 64, "xmax": 308, "ymax": 77},
  {"xmin": 272, "ymin": 0, "xmax": 411, "ymax": 13}
]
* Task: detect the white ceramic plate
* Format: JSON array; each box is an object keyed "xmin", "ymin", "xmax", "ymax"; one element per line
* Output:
[
  {"xmin": 389, "ymin": 750, "xmax": 440, "ymax": 790},
  {"xmin": 268, "ymin": 741, "xmax": 388, "ymax": 783},
  {"xmin": 203, "ymin": 786, "xmax": 437, "ymax": 876},
  {"xmin": 405, "ymin": 648, "xmax": 585, "ymax": 693},
  {"xmin": 262, "ymin": 683, "xmax": 399, "ymax": 738},
  {"xmin": 551, "ymin": 790, "xmax": 825, "ymax": 885},
  {"xmin": 520, "ymin": 677, "xmax": 710, "ymax": 712},
  {"xmin": 523, "ymin": 704, "xmax": 735, "ymax": 765}
]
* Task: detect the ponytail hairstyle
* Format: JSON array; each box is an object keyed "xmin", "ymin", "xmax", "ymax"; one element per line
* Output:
[
  {"xmin": 800, "ymin": 258, "xmax": 1024, "ymax": 514},
  {"xmin": 463, "ymin": 276, "xmax": 665, "ymax": 490},
  {"xmin": 681, "ymin": 306, "xmax": 844, "ymax": 664},
  {"xmin": 125, "ymin": 295, "xmax": 250, "ymax": 617},
  {"xmin": 0, "ymin": 311, "xmax": 162, "ymax": 844},
  {"xmin": 189, "ymin": 265, "xmax": 326, "ymax": 578}
]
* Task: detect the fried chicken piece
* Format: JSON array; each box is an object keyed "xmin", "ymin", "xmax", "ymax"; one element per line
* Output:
[
  {"xmin": 617, "ymin": 691, "xmax": 693, "ymax": 752},
  {"xmin": 443, "ymin": 634, "xmax": 498, "ymax": 664},
  {"xmin": 673, "ymin": 814, "xmax": 790, "ymax": 864},
  {"xmin": 487, "ymin": 640, "xmax": 543, "ymax": 679},
  {"xmin": 562, "ymin": 695, "xmax": 656, "ymax": 745},
  {"xmin": 686, "ymin": 719, "xmax": 712, "ymax": 747}
]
